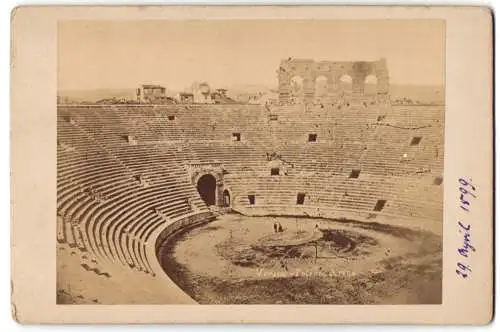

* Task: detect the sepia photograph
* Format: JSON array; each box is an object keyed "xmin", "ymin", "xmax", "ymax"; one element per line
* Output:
[
  {"xmin": 10, "ymin": 5, "xmax": 493, "ymax": 324},
  {"xmin": 56, "ymin": 19, "xmax": 444, "ymax": 305}
]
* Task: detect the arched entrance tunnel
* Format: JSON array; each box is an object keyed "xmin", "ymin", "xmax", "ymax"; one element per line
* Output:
[{"xmin": 197, "ymin": 174, "xmax": 217, "ymax": 206}]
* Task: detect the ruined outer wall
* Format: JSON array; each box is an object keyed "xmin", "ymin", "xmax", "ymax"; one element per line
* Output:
[{"xmin": 277, "ymin": 58, "xmax": 390, "ymax": 104}]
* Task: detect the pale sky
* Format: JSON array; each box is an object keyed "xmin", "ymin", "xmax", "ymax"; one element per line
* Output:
[{"xmin": 58, "ymin": 20, "xmax": 445, "ymax": 91}]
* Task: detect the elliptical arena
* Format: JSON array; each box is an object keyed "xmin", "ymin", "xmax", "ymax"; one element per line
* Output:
[{"xmin": 57, "ymin": 59, "xmax": 443, "ymax": 304}]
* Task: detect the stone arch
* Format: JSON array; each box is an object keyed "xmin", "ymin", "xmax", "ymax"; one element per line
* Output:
[
  {"xmin": 314, "ymin": 75, "xmax": 328, "ymax": 97},
  {"xmin": 222, "ymin": 188, "xmax": 231, "ymax": 207},
  {"xmin": 190, "ymin": 165, "xmax": 225, "ymax": 207},
  {"xmin": 290, "ymin": 76, "xmax": 305, "ymax": 96},
  {"xmin": 364, "ymin": 75, "xmax": 378, "ymax": 95},
  {"xmin": 339, "ymin": 74, "xmax": 353, "ymax": 93}
]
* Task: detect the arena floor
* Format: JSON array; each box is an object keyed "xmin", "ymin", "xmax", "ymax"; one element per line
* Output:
[{"xmin": 160, "ymin": 213, "xmax": 442, "ymax": 304}]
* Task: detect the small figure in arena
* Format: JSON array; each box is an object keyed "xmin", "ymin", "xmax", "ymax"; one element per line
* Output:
[
  {"xmin": 273, "ymin": 222, "xmax": 278, "ymax": 233},
  {"xmin": 278, "ymin": 223, "xmax": 284, "ymax": 233}
]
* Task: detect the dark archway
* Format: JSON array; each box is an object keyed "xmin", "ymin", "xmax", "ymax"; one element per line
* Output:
[
  {"xmin": 197, "ymin": 174, "xmax": 217, "ymax": 206},
  {"xmin": 222, "ymin": 189, "xmax": 230, "ymax": 207}
]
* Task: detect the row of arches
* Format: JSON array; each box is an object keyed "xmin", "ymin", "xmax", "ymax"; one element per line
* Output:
[{"xmin": 290, "ymin": 75, "xmax": 378, "ymax": 96}]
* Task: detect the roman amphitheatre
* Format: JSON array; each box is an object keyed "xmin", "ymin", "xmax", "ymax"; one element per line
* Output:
[{"xmin": 57, "ymin": 58, "xmax": 444, "ymax": 305}]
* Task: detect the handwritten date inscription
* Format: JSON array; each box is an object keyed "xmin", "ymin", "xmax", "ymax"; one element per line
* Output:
[
  {"xmin": 459, "ymin": 178, "xmax": 476, "ymax": 212},
  {"xmin": 456, "ymin": 178, "xmax": 476, "ymax": 279}
]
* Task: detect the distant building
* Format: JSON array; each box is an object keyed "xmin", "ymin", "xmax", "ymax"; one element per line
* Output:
[
  {"xmin": 191, "ymin": 82, "xmax": 215, "ymax": 104},
  {"xmin": 175, "ymin": 92, "xmax": 194, "ymax": 104},
  {"xmin": 137, "ymin": 84, "xmax": 167, "ymax": 103},
  {"xmin": 194, "ymin": 92, "xmax": 214, "ymax": 104}
]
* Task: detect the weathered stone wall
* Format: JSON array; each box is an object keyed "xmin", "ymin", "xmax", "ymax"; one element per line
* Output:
[{"xmin": 277, "ymin": 58, "xmax": 390, "ymax": 104}]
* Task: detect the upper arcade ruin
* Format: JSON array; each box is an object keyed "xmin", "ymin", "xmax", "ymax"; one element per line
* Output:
[{"xmin": 277, "ymin": 58, "xmax": 390, "ymax": 105}]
